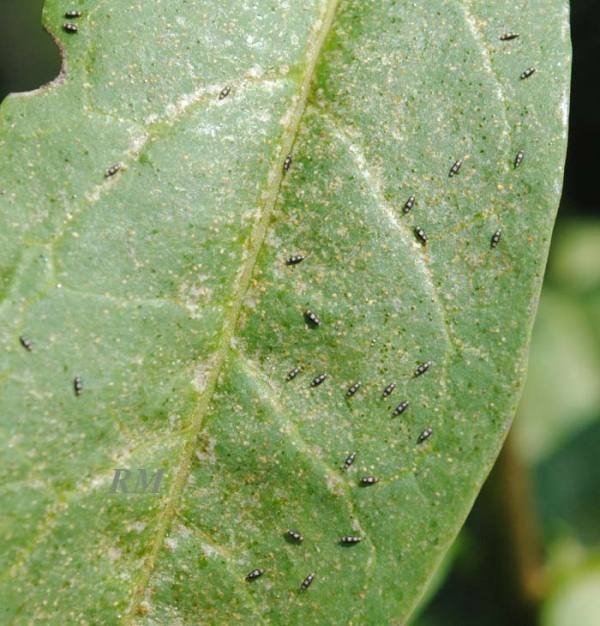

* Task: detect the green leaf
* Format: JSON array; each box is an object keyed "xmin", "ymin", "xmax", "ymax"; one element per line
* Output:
[{"xmin": 0, "ymin": 0, "xmax": 570, "ymax": 623}]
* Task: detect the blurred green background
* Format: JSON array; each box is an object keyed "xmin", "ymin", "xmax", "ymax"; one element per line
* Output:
[{"xmin": 1, "ymin": 2, "xmax": 597, "ymax": 625}]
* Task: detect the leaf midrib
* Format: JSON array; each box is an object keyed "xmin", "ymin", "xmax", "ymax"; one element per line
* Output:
[{"xmin": 124, "ymin": 0, "xmax": 341, "ymax": 620}]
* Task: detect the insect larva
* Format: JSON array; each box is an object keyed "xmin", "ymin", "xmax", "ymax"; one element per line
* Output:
[
  {"xmin": 286, "ymin": 366, "xmax": 301, "ymax": 381},
  {"xmin": 514, "ymin": 150, "xmax": 524, "ymax": 168},
  {"xmin": 403, "ymin": 194, "xmax": 415, "ymax": 214},
  {"xmin": 499, "ymin": 32, "xmax": 519, "ymax": 41},
  {"xmin": 360, "ymin": 476, "xmax": 378, "ymax": 486},
  {"xmin": 414, "ymin": 361, "xmax": 431, "ymax": 377},
  {"xmin": 64, "ymin": 10, "xmax": 82, "ymax": 18},
  {"xmin": 105, "ymin": 163, "xmax": 121, "ymax": 178},
  {"xmin": 219, "ymin": 86, "xmax": 231, "ymax": 100},
  {"xmin": 449, "ymin": 159, "xmax": 463, "ymax": 177},
  {"xmin": 245, "ymin": 568, "xmax": 264, "ymax": 582},
  {"xmin": 283, "ymin": 154, "xmax": 293, "ymax": 172},
  {"xmin": 343, "ymin": 451, "xmax": 356, "ymax": 470},
  {"xmin": 286, "ymin": 529, "xmax": 303, "ymax": 543},
  {"xmin": 414, "ymin": 226, "xmax": 428, "ymax": 245},
  {"xmin": 520, "ymin": 67, "xmax": 536, "ymax": 80},
  {"xmin": 62, "ymin": 23, "xmax": 78, "ymax": 33},
  {"xmin": 382, "ymin": 382, "xmax": 396, "ymax": 398},
  {"xmin": 286, "ymin": 254, "xmax": 305, "ymax": 266},
  {"xmin": 392, "ymin": 400, "xmax": 409, "ymax": 417},
  {"xmin": 311, "ymin": 373, "xmax": 327, "ymax": 387},
  {"xmin": 340, "ymin": 535, "xmax": 362, "ymax": 545},
  {"xmin": 417, "ymin": 427, "xmax": 433, "ymax": 444},
  {"xmin": 73, "ymin": 376, "xmax": 83, "ymax": 396},
  {"xmin": 346, "ymin": 382, "xmax": 361, "ymax": 397},
  {"xmin": 19, "ymin": 336, "xmax": 33, "ymax": 351},
  {"xmin": 304, "ymin": 310, "xmax": 321, "ymax": 327},
  {"xmin": 491, "ymin": 229, "xmax": 502, "ymax": 248},
  {"xmin": 300, "ymin": 572, "xmax": 315, "ymax": 590}
]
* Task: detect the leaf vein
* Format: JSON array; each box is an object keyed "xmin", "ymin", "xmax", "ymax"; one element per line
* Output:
[{"xmin": 124, "ymin": 0, "xmax": 344, "ymax": 620}]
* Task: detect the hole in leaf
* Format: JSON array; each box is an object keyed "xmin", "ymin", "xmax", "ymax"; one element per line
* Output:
[{"xmin": 0, "ymin": 0, "xmax": 61, "ymax": 102}]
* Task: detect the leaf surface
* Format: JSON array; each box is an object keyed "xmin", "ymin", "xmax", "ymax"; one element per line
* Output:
[{"xmin": 0, "ymin": 0, "xmax": 570, "ymax": 623}]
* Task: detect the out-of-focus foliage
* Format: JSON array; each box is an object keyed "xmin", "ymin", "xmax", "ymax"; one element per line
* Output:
[
  {"xmin": 542, "ymin": 535, "xmax": 600, "ymax": 626},
  {"xmin": 517, "ymin": 221, "xmax": 600, "ymax": 464},
  {"xmin": 0, "ymin": 0, "xmax": 60, "ymax": 98},
  {"xmin": 525, "ymin": 221, "xmax": 600, "ymax": 626}
]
